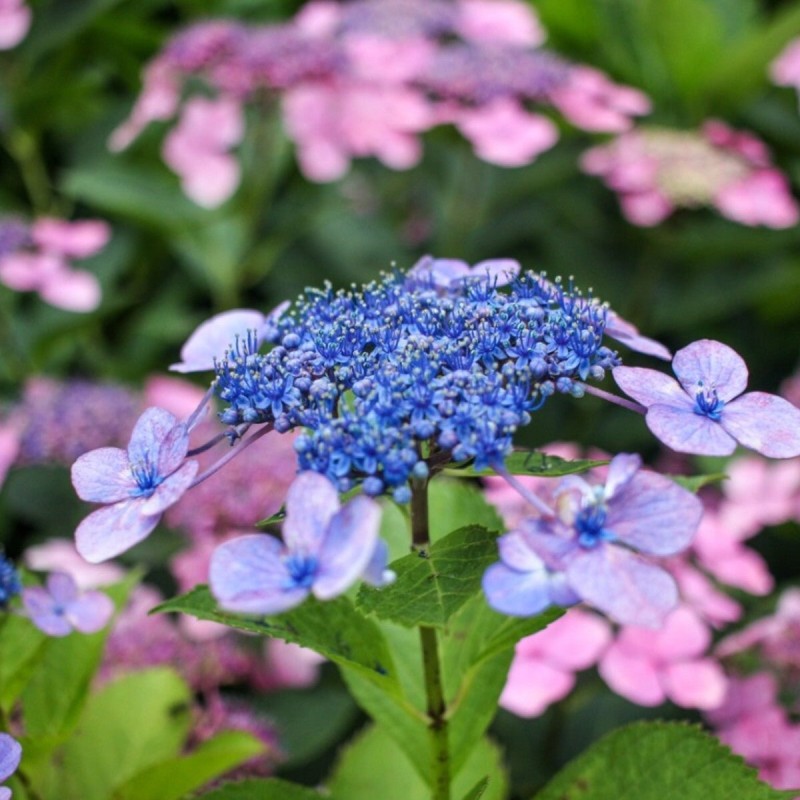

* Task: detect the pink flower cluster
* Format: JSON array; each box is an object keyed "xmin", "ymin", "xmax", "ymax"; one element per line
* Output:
[
  {"xmin": 581, "ymin": 120, "xmax": 799, "ymax": 228},
  {"xmin": 111, "ymin": 0, "xmax": 649, "ymax": 205},
  {"xmin": 0, "ymin": 216, "xmax": 110, "ymax": 311},
  {"xmin": 771, "ymin": 37, "xmax": 800, "ymax": 106},
  {"xmin": 707, "ymin": 587, "xmax": 800, "ymax": 793},
  {"xmin": 486, "ymin": 445, "xmax": 800, "ymax": 717},
  {"xmin": 0, "ymin": 0, "xmax": 30, "ymax": 50}
]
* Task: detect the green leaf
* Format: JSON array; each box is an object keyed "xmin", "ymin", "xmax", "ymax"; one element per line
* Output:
[
  {"xmin": 197, "ymin": 779, "xmax": 325, "ymax": 799},
  {"xmin": 114, "ymin": 731, "xmax": 266, "ymax": 800},
  {"xmin": 356, "ymin": 525, "xmax": 499, "ymax": 628},
  {"xmin": 445, "ymin": 450, "xmax": 607, "ymax": 479},
  {"xmin": 0, "ymin": 613, "xmax": 47, "ymax": 711},
  {"xmin": 669, "ymin": 473, "xmax": 727, "ymax": 493},
  {"xmin": 462, "ymin": 778, "xmax": 490, "ymax": 800},
  {"xmin": 32, "ymin": 667, "xmax": 192, "ymax": 800},
  {"xmin": 61, "ymin": 160, "xmax": 207, "ymax": 228},
  {"xmin": 338, "ymin": 619, "xmax": 431, "ymax": 781},
  {"xmin": 21, "ymin": 575, "xmax": 135, "ymax": 742},
  {"xmin": 442, "ymin": 598, "xmax": 561, "ymax": 774},
  {"xmin": 534, "ymin": 721, "xmax": 795, "ymax": 800},
  {"xmin": 428, "ymin": 478, "xmax": 506, "ymax": 537},
  {"xmin": 326, "ymin": 725, "xmax": 508, "ymax": 800},
  {"xmin": 154, "ymin": 586, "xmax": 402, "ymax": 696}
]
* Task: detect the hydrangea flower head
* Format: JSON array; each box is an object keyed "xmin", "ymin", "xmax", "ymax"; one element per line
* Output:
[
  {"xmin": 0, "ymin": 733, "xmax": 21, "ymax": 800},
  {"xmin": 22, "ymin": 572, "xmax": 114, "ymax": 637},
  {"xmin": 613, "ymin": 339, "xmax": 800, "ymax": 458},
  {"xmin": 483, "ymin": 454, "xmax": 703, "ymax": 627},
  {"xmin": 72, "ymin": 407, "xmax": 199, "ymax": 562},
  {"xmin": 210, "ymin": 471, "xmax": 393, "ymax": 614},
  {"xmin": 213, "ymin": 266, "xmax": 626, "ymax": 499},
  {"xmin": 0, "ymin": 554, "xmax": 21, "ymax": 607}
]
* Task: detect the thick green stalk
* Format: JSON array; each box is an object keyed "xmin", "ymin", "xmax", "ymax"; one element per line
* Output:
[{"xmin": 411, "ymin": 478, "xmax": 451, "ymax": 800}]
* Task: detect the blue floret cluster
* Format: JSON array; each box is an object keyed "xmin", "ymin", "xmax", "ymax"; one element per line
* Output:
[{"xmin": 213, "ymin": 267, "xmax": 620, "ymax": 500}]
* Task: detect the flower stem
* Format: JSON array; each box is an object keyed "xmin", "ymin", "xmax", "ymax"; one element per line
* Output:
[
  {"xmin": 411, "ymin": 478, "xmax": 451, "ymax": 800},
  {"xmin": 580, "ymin": 382, "xmax": 646, "ymax": 415}
]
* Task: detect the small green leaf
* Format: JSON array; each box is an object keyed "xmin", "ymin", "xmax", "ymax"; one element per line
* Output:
[
  {"xmin": 443, "ymin": 597, "xmax": 561, "ymax": 774},
  {"xmin": 446, "ymin": 450, "xmax": 607, "ymax": 479},
  {"xmin": 428, "ymin": 479, "xmax": 505, "ymax": 539},
  {"xmin": 356, "ymin": 525, "xmax": 499, "ymax": 628},
  {"xmin": 669, "ymin": 473, "xmax": 727, "ymax": 493},
  {"xmin": 114, "ymin": 731, "xmax": 266, "ymax": 800},
  {"xmin": 0, "ymin": 613, "xmax": 47, "ymax": 710},
  {"xmin": 196, "ymin": 778, "xmax": 325, "ymax": 799},
  {"xmin": 462, "ymin": 777, "xmax": 490, "ymax": 800},
  {"xmin": 535, "ymin": 721, "xmax": 795, "ymax": 800},
  {"xmin": 326, "ymin": 725, "xmax": 508, "ymax": 800},
  {"xmin": 154, "ymin": 586, "xmax": 402, "ymax": 695},
  {"xmin": 37, "ymin": 668, "xmax": 192, "ymax": 800}
]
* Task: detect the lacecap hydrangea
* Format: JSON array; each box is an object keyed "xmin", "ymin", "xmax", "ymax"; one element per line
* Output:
[{"xmin": 213, "ymin": 257, "xmax": 645, "ymax": 501}]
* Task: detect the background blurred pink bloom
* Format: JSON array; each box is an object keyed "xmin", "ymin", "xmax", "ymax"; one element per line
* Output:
[
  {"xmin": 283, "ymin": 81, "xmax": 431, "ymax": 182},
  {"xmin": 583, "ymin": 122, "xmax": 799, "ymax": 228},
  {"xmin": 0, "ymin": 425, "xmax": 19, "ymax": 489},
  {"xmin": 261, "ymin": 639, "xmax": 325, "ymax": 690},
  {"xmin": 500, "ymin": 609, "xmax": 611, "ymax": 717},
  {"xmin": 162, "ymin": 96, "xmax": 244, "ymax": 207},
  {"xmin": 599, "ymin": 605, "xmax": 727, "ymax": 709},
  {"xmin": 770, "ymin": 38, "xmax": 800, "ymax": 98},
  {"xmin": 455, "ymin": 98, "xmax": 558, "ymax": 167},
  {"xmin": 455, "ymin": 0, "xmax": 545, "ymax": 46},
  {"xmin": 691, "ymin": 510, "xmax": 774, "ymax": 597},
  {"xmin": 707, "ymin": 673, "xmax": 800, "ymax": 791},
  {"xmin": 24, "ymin": 539, "xmax": 124, "ymax": 589},
  {"xmin": 0, "ymin": 217, "xmax": 108, "ymax": 311},
  {"xmin": 550, "ymin": 66, "xmax": 651, "ymax": 133},
  {"xmin": 109, "ymin": 59, "xmax": 181, "ymax": 151},
  {"xmin": 144, "ymin": 375, "xmax": 209, "ymax": 420},
  {"xmin": 0, "ymin": 0, "xmax": 31, "ymax": 49},
  {"xmin": 717, "ymin": 588, "xmax": 800, "ymax": 669}
]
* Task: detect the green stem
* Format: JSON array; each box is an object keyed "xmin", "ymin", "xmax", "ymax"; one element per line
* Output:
[
  {"xmin": 411, "ymin": 478, "xmax": 451, "ymax": 800},
  {"xmin": 4, "ymin": 129, "xmax": 54, "ymax": 215}
]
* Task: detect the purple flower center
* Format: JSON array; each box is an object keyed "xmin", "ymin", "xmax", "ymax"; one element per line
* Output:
[
  {"xmin": 693, "ymin": 384, "xmax": 724, "ymax": 421},
  {"xmin": 129, "ymin": 462, "xmax": 164, "ymax": 498},
  {"xmin": 575, "ymin": 504, "xmax": 615, "ymax": 549},
  {"xmin": 284, "ymin": 554, "xmax": 318, "ymax": 589}
]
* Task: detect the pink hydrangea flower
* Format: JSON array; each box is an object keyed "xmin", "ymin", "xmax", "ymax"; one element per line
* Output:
[
  {"xmin": 599, "ymin": 605, "xmax": 727, "ymax": 709},
  {"xmin": 550, "ymin": 66, "xmax": 651, "ymax": 133},
  {"xmin": 162, "ymin": 95, "xmax": 245, "ymax": 207},
  {"xmin": 24, "ymin": 539, "xmax": 124, "ymax": 589},
  {"xmin": 454, "ymin": 0, "xmax": 545, "ymax": 46},
  {"xmin": 0, "ymin": 217, "xmax": 109, "ymax": 312},
  {"xmin": 706, "ymin": 673, "xmax": 800, "ymax": 791},
  {"xmin": 716, "ymin": 588, "xmax": 800, "ymax": 669},
  {"xmin": 770, "ymin": 38, "xmax": 800, "ymax": 101},
  {"xmin": 283, "ymin": 80, "xmax": 432, "ymax": 182},
  {"xmin": 500, "ymin": 608, "xmax": 610, "ymax": 717},
  {"xmin": 454, "ymin": 97, "xmax": 558, "ymax": 167},
  {"xmin": 0, "ymin": 0, "xmax": 31, "ymax": 50},
  {"xmin": 582, "ymin": 122, "xmax": 799, "ymax": 228}
]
